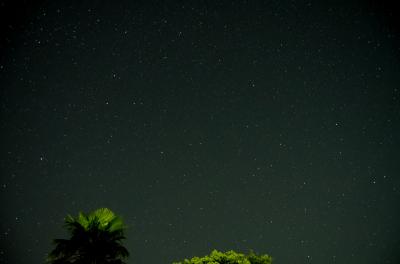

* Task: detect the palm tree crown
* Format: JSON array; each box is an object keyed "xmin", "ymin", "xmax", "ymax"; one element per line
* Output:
[{"xmin": 47, "ymin": 208, "xmax": 129, "ymax": 264}]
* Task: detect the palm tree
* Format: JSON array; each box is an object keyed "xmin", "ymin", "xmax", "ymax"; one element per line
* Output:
[{"xmin": 47, "ymin": 208, "xmax": 129, "ymax": 264}]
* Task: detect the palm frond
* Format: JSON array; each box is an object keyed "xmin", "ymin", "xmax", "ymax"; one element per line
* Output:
[
  {"xmin": 77, "ymin": 211, "xmax": 90, "ymax": 229},
  {"xmin": 107, "ymin": 215, "xmax": 126, "ymax": 232},
  {"xmin": 91, "ymin": 208, "xmax": 116, "ymax": 226}
]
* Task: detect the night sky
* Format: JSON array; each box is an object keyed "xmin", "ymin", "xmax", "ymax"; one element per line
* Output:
[{"xmin": 1, "ymin": 1, "xmax": 400, "ymax": 263}]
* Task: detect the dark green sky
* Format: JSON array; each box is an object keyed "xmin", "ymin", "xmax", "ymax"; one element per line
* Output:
[{"xmin": 1, "ymin": 0, "xmax": 400, "ymax": 263}]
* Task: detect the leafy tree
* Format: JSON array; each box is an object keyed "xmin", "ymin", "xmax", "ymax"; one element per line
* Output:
[
  {"xmin": 173, "ymin": 249, "xmax": 272, "ymax": 264},
  {"xmin": 47, "ymin": 208, "xmax": 129, "ymax": 264}
]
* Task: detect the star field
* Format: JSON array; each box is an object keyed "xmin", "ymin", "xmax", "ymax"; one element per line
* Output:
[{"xmin": 1, "ymin": 1, "xmax": 400, "ymax": 263}]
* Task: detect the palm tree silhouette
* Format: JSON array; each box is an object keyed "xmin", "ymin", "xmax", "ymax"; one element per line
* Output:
[{"xmin": 47, "ymin": 208, "xmax": 129, "ymax": 264}]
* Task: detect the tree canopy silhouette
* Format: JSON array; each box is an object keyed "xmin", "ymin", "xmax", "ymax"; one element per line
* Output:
[
  {"xmin": 47, "ymin": 208, "xmax": 272, "ymax": 264},
  {"xmin": 173, "ymin": 249, "xmax": 272, "ymax": 264},
  {"xmin": 46, "ymin": 208, "xmax": 129, "ymax": 264}
]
